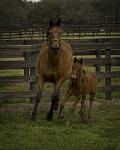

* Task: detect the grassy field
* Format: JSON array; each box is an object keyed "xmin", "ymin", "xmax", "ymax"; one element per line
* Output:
[{"xmin": 0, "ymin": 99, "xmax": 120, "ymax": 150}]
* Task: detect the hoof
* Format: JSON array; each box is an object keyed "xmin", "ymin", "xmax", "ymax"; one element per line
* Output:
[
  {"xmin": 88, "ymin": 117, "xmax": 94, "ymax": 123},
  {"xmin": 31, "ymin": 116, "xmax": 36, "ymax": 121},
  {"xmin": 46, "ymin": 113, "xmax": 53, "ymax": 121},
  {"xmin": 58, "ymin": 115, "xmax": 64, "ymax": 119},
  {"xmin": 81, "ymin": 118, "xmax": 89, "ymax": 124},
  {"xmin": 88, "ymin": 116, "xmax": 92, "ymax": 120},
  {"xmin": 31, "ymin": 112, "xmax": 36, "ymax": 121},
  {"xmin": 53, "ymin": 102, "xmax": 59, "ymax": 110}
]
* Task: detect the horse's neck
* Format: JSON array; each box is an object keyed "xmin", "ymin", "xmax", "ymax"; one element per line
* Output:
[
  {"xmin": 76, "ymin": 70, "xmax": 85, "ymax": 87},
  {"xmin": 72, "ymin": 79, "xmax": 78, "ymax": 87}
]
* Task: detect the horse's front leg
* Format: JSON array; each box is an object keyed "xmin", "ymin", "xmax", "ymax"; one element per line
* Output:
[
  {"xmin": 47, "ymin": 78, "xmax": 64, "ymax": 121},
  {"xmin": 70, "ymin": 96, "xmax": 80, "ymax": 114},
  {"xmin": 88, "ymin": 93, "xmax": 95, "ymax": 121},
  {"xmin": 31, "ymin": 78, "xmax": 44, "ymax": 121},
  {"xmin": 58, "ymin": 89, "xmax": 72, "ymax": 119}
]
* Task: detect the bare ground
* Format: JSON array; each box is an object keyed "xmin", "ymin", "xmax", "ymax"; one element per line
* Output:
[{"xmin": 0, "ymin": 98, "xmax": 120, "ymax": 115}]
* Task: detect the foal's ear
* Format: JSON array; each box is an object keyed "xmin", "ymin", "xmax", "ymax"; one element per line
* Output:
[
  {"xmin": 73, "ymin": 57, "xmax": 77, "ymax": 63},
  {"xmin": 79, "ymin": 58, "xmax": 83, "ymax": 64},
  {"xmin": 56, "ymin": 18, "xmax": 61, "ymax": 26},
  {"xmin": 49, "ymin": 19, "xmax": 53, "ymax": 27}
]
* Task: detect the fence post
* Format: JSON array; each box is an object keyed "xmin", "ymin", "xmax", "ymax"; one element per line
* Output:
[
  {"xmin": 39, "ymin": 29, "xmax": 41, "ymax": 38},
  {"xmin": 96, "ymin": 48, "xmax": 101, "ymax": 82},
  {"xmin": 24, "ymin": 41, "xmax": 30, "ymax": 76},
  {"xmin": 79, "ymin": 27, "xmax": 81, "ymax": 38},
  {"xmin": 30, "ymin": 50, "xmax": 37, "ymax": 103},
  {"xmin": 105, "ymin": 48, "xmax": 112, "ymax": 100},
  {"xmin": 24, "ymin": 52, "xmax": 30, "ymax": 76},
  {"xmin": 67, "ymin": 28, "xmax": 69, "ymax": 38},
  {"xmin": 42, "ymin": 30, "xmax": 44, "ymax": 40},
  {"xmin": 31, "ymin": 28, "xmax": 33, "ymax": 40},
  {"xmin": 19, "ymin": 30, "xmax": 21, "ymax": 39}
]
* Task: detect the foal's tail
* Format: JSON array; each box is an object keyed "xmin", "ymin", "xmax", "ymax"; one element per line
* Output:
[{"xmin": 92, "ymin": 73, "xmax": 97, "ymax": 92}]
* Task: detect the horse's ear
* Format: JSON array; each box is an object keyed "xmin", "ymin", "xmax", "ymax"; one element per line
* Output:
[
  {"xmin": 73, "ymin": 57, "xmax": 77, "ymax": 63},
  {"xmin": 56, "ymin": 18, "xmax": 61, "ymax": 26},
  {"xmin": 49, "ymin": 19, "xmax": 53, "ymax": 27},
  {"xmin": 79, "ymin": 58, "xmax": 83, "ymax": 64}
]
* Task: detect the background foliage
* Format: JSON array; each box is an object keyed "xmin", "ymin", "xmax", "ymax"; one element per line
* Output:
[{"xmin": 0, "ymin": 0, "xmax": 120, "ymax": 27}]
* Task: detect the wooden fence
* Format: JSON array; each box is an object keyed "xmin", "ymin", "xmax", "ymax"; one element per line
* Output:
[
  {"xmin": 1, "ymin": 37, "xmax": 120, "ymax": 46},
  {"xmin": 0, "ymin": 39, "xmax": 120, "ymax": 101},
  {"xmin": 0, "ymin": 23, "xmax": 120, "ymax": 40}
]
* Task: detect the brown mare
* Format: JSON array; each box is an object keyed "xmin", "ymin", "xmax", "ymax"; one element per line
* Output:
[
  {"xmin": 58, "ymin": 57, "xmax": 97, "ymax": 122},
  {"xmin": 31, "ymin": 19, "xmax": 73, "ymax": 121}
]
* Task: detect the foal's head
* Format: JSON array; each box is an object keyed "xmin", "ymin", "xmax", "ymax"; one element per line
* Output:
[
  {"xmin": 47, "ymin": 19, "xmax": 61, "ymax": 52},
  {"xmin": 70, "ymin": 57, "xmax": 83, "ymax": 80}
]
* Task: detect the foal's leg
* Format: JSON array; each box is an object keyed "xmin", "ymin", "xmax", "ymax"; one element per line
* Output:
[
  {"xmin": 47, "ymin": 78, "xmax": 64, "ymax": 121},
  {"xmin": 80, "ymin": 95, "xmax": 86, "ymax": 123},
  {"xmin": 70, "ymin": 96, "xmax": 80, "ymax": 114},
  {"xmin": 88, "ymin": 93, "xmax": 95, "ymax": 120},
  {"xmin": 58, "ymin": 90, "xmax": 72, "ymax": 119},
  {"xmin": 31, "ymin": 78, "xmax": 44, "ymax": 121}
]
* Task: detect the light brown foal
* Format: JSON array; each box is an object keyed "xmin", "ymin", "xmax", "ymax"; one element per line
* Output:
[{"xmin": 58, "ymin": 57, "xmax": 97, "ymax": 122}]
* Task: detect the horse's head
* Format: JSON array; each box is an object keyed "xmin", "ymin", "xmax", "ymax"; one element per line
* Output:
[
  {"xmin": 70, "ymin": 57, "xmax": 83, "ymax": 80},
  {"xmin": 47, "ymin": 19, "xmax": 61, "ymax": 52}
]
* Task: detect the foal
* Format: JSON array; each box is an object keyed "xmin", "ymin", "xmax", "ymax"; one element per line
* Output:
[{"xmin": 58, "ymin": 57, "xmax": 97, "ymax": 122}]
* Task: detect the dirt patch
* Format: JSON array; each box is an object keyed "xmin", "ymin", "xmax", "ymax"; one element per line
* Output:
[{"xmin": 0, "ymin": 99, "xmax": 120, "ymax": 114}]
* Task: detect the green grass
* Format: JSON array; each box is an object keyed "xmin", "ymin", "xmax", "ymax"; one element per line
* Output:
[{"xmin": 0, "ymin": 100, "xmax": 120, "ymax": 150}]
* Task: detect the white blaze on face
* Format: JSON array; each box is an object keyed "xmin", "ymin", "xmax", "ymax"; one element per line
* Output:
[{"xmin": 70, "ymin": 73, "xmax": 77, "ymax": 79}]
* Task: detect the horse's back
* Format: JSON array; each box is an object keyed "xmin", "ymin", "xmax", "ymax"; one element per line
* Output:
[{"xmin": 85, "ymin": 73, "xmax": 97, "ymax": 93}]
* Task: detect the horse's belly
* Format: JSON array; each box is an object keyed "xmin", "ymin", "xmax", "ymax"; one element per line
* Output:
[{"xmin": 44, "ymin": 71, "xmax": 59, "ymax": 83}]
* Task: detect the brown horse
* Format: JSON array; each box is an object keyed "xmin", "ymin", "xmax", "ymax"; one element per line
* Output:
[
  {"xmin": 58, "ymin": 57, "xmax": 97, "ymax": 122},
  {"xmin": 31, "ymin": 19, "xmax": 73, "ymax": 121}
]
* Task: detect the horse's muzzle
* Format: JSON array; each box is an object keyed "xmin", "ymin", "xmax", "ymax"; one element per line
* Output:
[
  {"xmin": 70, "ymin": 73, "xmax": 77, "ymax": 80},
  {"xmin": 51, "ymin": 40, "xmax": 60, "ymax": 50}
]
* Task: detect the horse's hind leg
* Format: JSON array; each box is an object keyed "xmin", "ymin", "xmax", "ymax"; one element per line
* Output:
[
  {"xmin": 70, "ymin": 96, "xmax": 80, "ymax": 114},
  {"xmin": 31, "ymin": 79, "xmax": 44, "ymax": 121},
  {"xmin": 80, "ymin": 95, "xmax": 87, "ymax": 123}
]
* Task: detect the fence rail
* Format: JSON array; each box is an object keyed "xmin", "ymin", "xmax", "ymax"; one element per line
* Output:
[
  {"xmin": 0, "ymin": 38, "xmax": 120, "ymax": 100},
  {"xmin": 0, "ymin": 23, "xmax": 120, "ymax": 40}
]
